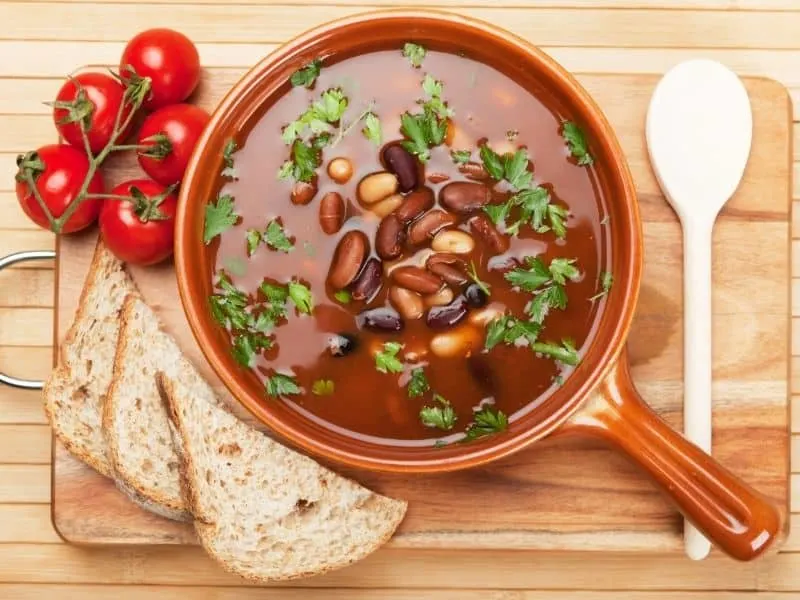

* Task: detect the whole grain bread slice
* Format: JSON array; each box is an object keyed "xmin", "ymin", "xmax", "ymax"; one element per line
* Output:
[
  {"xmin": 156, "ymin": 369, "xmax": 408, "ymax": 582},
  {"xmin": 103, "ymin": 294, "xmax": 192, "ymax": 522},
  {"xmin": 43, "ymin": 240, "xmax": 137, "ymax": 477}
]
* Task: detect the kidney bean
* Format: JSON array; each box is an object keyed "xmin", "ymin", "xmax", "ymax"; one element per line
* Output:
[
  {"xmin": 465, "ymin": 283, "xmax": 489, "ymax": 308},
  {"xmin": 427, "ymin": 173, "xmax": 450, "ymax": 184},
  {"xmin": 350, "ymin": 258, "xmax": 383, "ymax": 302},
  {"xmin": 319, "ymin": 191, "xmax": 345, "ymax": 235},
  {"xmin": 357, "ymin": 307, "xmax": 404, "ymax": 332},
  {"xmin": 393, "ymin": 187, "xmax": 434, "ymax": 224},
  {"xmin": 375, "ymin": 214, "xmax": 406, "ymax": 260},
  {"xmin": 392, "ymin": 266, "xmax": 443, "ymax": 295},
  {"xmin": 328, "ymin": 230, "xmax": 369, "ymax": 289},
  {"xmin": 327, "ymin": 157, "xmax": 354, "ymax": 184},
  {"xmin": 424, "ymin": 286, "xmax": 454, "ymax": 307},
  {"xmin": 291, "ymin": 180, "xmax": 317, "ymax": 205},
  {"xmin": 469, "ymin": 212, "xmax": 509, "ymax": 253},
  {"xmin": 440, "ymin": 181, "xmax": 492, "ymax": 214},
  {"xmin": 431, "ymin": 229, "xmax": 475, "ymax": 254},
  {"xmin": 426, "ymin": 253, "xmax": 469, "ymax": 287},
  {"xmin": 389, "ymin": 286, "xmax": 424, "ymax": 320},
  {"xmin": 327, "ymin": 333, "xmax": 357, "ymax": 357},
  {"xmin": 458, "ymin": 162, "xmax": 490, "ymax": 181},
  {"xmin": 371, "ymin": 193, "xmax": 403, "ymax": 218},
  {"xmin": 426, "ymin": 295, "xmax": 469, "ymax": 329},
  {"xmin": 382, "ymin": 144, "xmax": 418, "ymax": 192},
  {"xmin": 407, "ymin": 209, "xmax": 459, "ymax": 245},
  {"xmin": 358, "ymin": 172, "xmax": 399, "ymax": 205}
]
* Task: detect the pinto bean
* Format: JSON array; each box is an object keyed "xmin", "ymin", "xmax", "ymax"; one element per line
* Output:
[
  {"xmin": 291, "ymin": 180, "xmax": 317, "ymax": 205},
  {"xmin": 350, "ymin": 258, "xmax": 383, "ymax": 302},
  {"xmin": 426, "ymin": 295, "xmax": 469, "ymax": 329},
  {"xmin": 431, "ymin": 229, "xmax": 475, "ymax": 254},
  {"xmin": 327, "ymin": 157, "xmax": 354, "ymax": 184},
  {"xmin": 327, "ymin": 230, "xmax": 368, "ymax": 289},
  {"xmin": 358, "ymin": 172, "xmax": 399, "ymax": 205},
  {"xmin": 382, "ymin": 144, "xmax": 418, "ymax": 192},
  {"xmin": 393, "ymin": 187, "xmax": 434, "ymax": 224},
  {"xmin": 318, "ymin": 191, "xmax": 345, "ymax": 235},
  {"xmin": 470, "ymin": 213, "xmax": 509, "ymax": 253},
  {"xmin": 439, "ymin": 181, "xmax": 492, "ymax": 214},
  {"xmin": 389, "ymin": 286, "xmax": 425, "ymax": 320},
  {"xmin": 407, "ymin": 210, "xmax": 459, "ymax": 245},
  {"xmin": 424, "ymin": 286, "xmax": 454, "ymax": 307},
  {"xmin": 375, "ymin": 214, "xmax": 406, "ymax": 260},
  {"xmin": 357, "ymin": 307, "xmax": 404, "ymax": 332},
  {"xmin": 371, "ymin": 193, "xmax": 403, "ymax": 218},
  {"xmin": 391, "ymin": 266, "xmax": 443, "ymax": 295},
  {"xmin": 430, "ymin": 326, "xmax": 482, "ymax": 358}
]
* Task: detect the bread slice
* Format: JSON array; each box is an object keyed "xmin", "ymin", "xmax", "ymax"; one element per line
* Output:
[
  {"xmin": 44, "ymin": 240, "xmax": 137, "ymax": 477},
  {"xmin": 157, "ymin": 369, "xmax": 408, "ymax": 582},
  {"xmin": 103, "ymin": 294, "xmax": 191, "ymax": 522}
]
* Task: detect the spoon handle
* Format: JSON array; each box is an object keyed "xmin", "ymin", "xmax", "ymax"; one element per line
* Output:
[{"xmin": 682, "ymin": 219, "xmax": 714, "ymax": 560}]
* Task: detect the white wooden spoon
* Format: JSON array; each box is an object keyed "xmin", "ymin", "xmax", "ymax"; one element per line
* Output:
[{"xmin": 645, "ymin": 59, "xmax": 753, "ymax": 561}]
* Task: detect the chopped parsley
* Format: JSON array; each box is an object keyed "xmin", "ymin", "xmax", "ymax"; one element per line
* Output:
[
  {"xmin": 531, "ymin": 338, "xmax": 580, "ymax": 366},
  {"xmin": 562, "ymin": 121, "xmax": 593, "ymax": 166},
  {"xmin": 375, "ymin": 341, "xmax": 404, "ymax": 374},
  {"xmin": 311, "ymin": 379, "xmax": 335, "ymax": 396},
  {"xmin": 484, "ymin": 315, "xmax": 541, "ymax": 350},
  {"xmin": 333, "ymin": 289, "xmax": 351, "ymax": 304},
  {"xmin": 362, "ymin": 112, "xmax": 382, "ymax": 145},
  {"xmin": 467, "ymin": 260, "xmax": 491, "ymax": 296},
  {"xmin": 420, "ymin": 394, "xmax": 456, "ymax": 431},
  {"xmin": 288, "ymin": 280, "xmax": 314, "ymax": 315},
  {"xmin": 402, "ymin": 42, "xmax": 426, "ymax": 68},
  {"xmin": 204, "ymin": 194, "xmax": 238, "ymax": 244},
  {"xmin": 589, "ymin": 271, "xmax": 614, "ymax": 301},
  {"xmin": 400, "ymin": 75, "xmax": 452, "ymax": 162},
  {"xmin": 504, "ymin": 256, "xmax": 578, "ymax": 324},
  {"xmin": 407, "ymin": 367, "xmax": 430, "ymax": 398},
  {"xmin": 247, "ymin": 220, "xmax": 294, "ymax": 255},
  {"xmin": 290, "ymin": 58, "xmax": 322, "ymax": 88},
  {"xmin": 221, "ymin": 139, "xmax": 238, "ymax": 178},
  {"xmin": 464, "ymin": 405, "xmax": 508, "ymax": 441},
  {"xmin": 266, "ymin": 373, "xmax": 302, "ymax": 398},
  {"xmin": 450, "ymin": 149, "xmax": 471, "ymax": 164}
]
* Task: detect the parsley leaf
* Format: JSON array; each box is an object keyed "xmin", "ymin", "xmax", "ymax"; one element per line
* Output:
[
  {"xmin": 289, "ymin": 139, "xmax": 321, "ymax": 183},
  {"xmin": 221, "ymin": 139, "xmax": 238, "ymax": 178},
  {"xmin": 422, "ymin": 74, "xmax": 442, "ymax": 99},
  {"xmin": 403, "ymin": 42, "xmax": 426, "ymax": 68},
  {"xmin": 266, "ymin": 373, "xmax": 302, "ymax": 397},
  {"xmin": 548, "ymin": 203, "xmax": 569, "ymax": 238},
  {"xmin": 407, "ymin": 367, "xmax": 430, "ymax": 398},
  {"xmin": 209, "ymin": 273, "xmax": 249, "ymax": 330},
  {"xmin": 232, "ymin": 332, "xmax": 272, "ymax": 368},
  {"xmin": 288, "ymin": 280, "xmax": 313, "ymax": 315},
  {"xmin": 484, "ymin": 315, "xmax": 540, "ymax": 350},
  {"xmin": 451, "ymin": 149, "xmax": 471, "ymax": 164},
  {"xmin": 467, "ymin": 260, "xmax": 491, "ymax": 296},
  {"xmin": 464, "ymin": 405, "xmax": 508, "ymax": 440},
  {"xmin": 526, "ymin": 284, "xmax": 567, "ymax": 324},
  {"xmin": 362, "ymin": 112, "xmax": 382, "ymax": 145},
  {"xmin": 312, "ymin": 379, "xmax": 334, "ymax": 395},
  {"xmin": 375, "ymin": 341, "xmax": 404, "ymax": 374},
  {"xmin": 515, "ymin": 187, "xmax": 551, "ymax": 232},
  {"xmin": 503, "ymin": 148, "xmax": 533, "ymax": 190},
  {"xmin": 504, "ymin": 257, "xmax": 551, "ymax": 292},
  {"xmin": 483, "ymin": 202, "xmax": 513, "ymax": 230},
  {"xmin": 246, "ymin": 229, "xmax": 262, "ymax": 256},
  {"xmin": 260, "ymin": 281, "xmax": 289, "ymax": 305},
  {"xmin": 479, "ymin": 144, "xmax": 504, "ymax": 180},
  {"xmin": 562, "ymin": 121, "xmax": 593, "ymax": 166},
  {"xmin": 400, "ymin": 112, "xmax": 432, "ymax": 162},
  {"xmin": 263, "ymin": 220, "xmax": 294, "ymax": 253},
  {"xmin": 589, "ymin": 271, "xmax": 614, "ymax": 301},
  {"xmin": 420, "ymin": 394, "xmax": 456, "ymax": 431},
  {"xmin": 313, "ymin": 88, "xmax": 348, "ymax": 123},
  {"xmin": 204, "ymin": 194, "xmax": 238, "ymax": 244},
  {"xmin": 333, "ymin": 289, "xmax": 351, "ymax": 304},
  {"xmin": 531, "ymin": 338, "xmax": 580, "ymax": 366},
  {"xmin": 548, "ymin": 258, "xmax": 580, "ymax": 285},
  {"xmin": 290, "ymin": 58, "xmax": 322, "ymax": 88},
  {"xmin": 400, "ymin": 75, "xmax": 451, "ymax": 162}
]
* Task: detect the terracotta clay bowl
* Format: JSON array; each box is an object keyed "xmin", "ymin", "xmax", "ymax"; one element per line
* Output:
[{"xmin": 175, "ymin": 9, "xmax": 782, "ymax": 561}]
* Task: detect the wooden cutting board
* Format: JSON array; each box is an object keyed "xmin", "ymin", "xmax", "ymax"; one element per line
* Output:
[{"xmin": 51, "ymin": 70, "xmax": 791, "ymax": 552}]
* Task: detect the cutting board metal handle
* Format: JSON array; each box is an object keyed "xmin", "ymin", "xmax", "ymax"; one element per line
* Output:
[{"xmin": 0, "ymin": 250, "xmax": 56, "ymax": 390}]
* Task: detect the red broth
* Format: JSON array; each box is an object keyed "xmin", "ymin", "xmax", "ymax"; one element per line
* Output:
[{"xmin": 208, "ymin": 48, "xmax": 611, "ymax": 446}]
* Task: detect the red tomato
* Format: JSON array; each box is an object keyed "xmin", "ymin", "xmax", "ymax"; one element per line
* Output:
[
  {"xmin": 52, "ymin": 72, "xmax": 131, "ymax": 154},
  {"xmin": 120, "ymin": 29, "xmax": 201, "ymax": 110},
  {"xmin": 15, "ymin": 144, "xmax": 104, "ymax": 234},
  {"xmin": 100, "ymin": 179, "xmax": 177, "ymax": 265},
  {"xmin": 137, "ymin": 104, "xmax": 210, "ymax": 186}
]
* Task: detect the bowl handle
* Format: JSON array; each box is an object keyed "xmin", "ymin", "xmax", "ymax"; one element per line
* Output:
[{"xmin": 560, "ymin": 352, "xmax": 783, "ymax": 561}]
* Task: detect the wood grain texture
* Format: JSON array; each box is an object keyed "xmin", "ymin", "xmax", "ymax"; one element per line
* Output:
[{"xmin": 50, "ymin": 71, "xmax": 791, "ymax": 554}]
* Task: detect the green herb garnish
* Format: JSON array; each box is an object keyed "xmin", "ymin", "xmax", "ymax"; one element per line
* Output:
[
  {"xmin": 562, "ymin": 121, "xmax": 593, "ymax": 166},
  {"xmin": 288, "ymin": 280, "xmax": 313, "ymax": 315},
  {"xmin": 403, "ymin": 42, "xmax": 426, "ymax": 68},
  {"xmin": 484, "ymin": 315, "xmax": 541, "ymax": 351},
  {"xmin": 290, "ymin": 58, "xmax": 322, "ymax": 88},
  {"xmin": 400, "ymin": 75, "xmax": 451, "ymax": 163},
  {"xmin": 464, "ymin": 405, "xmax": 508, "ymax": 441},
  {"xmin": 266, "ymin": 373, "xmax": 302, "ymax": 398},
  {"xmin": 311, "ymin": 379, "xmax": 334, "ymax": 396},
  {"xmin": 362, "ymin": 112, "xmax": 382, "ymax": 145},
  {"xmin": 450, "ymin": 149, "xmax": 471, "ymax": 164},
  {"xmin": 375, "ymin": 341, "xmax": 404, "ymax": 374},
  {"xmin": 247, "ymin": 220, "xmax": 294, "ymax": 255},
  {"xmin": 333, "ymin": 289, "xmax": 351, "ymax": 304},
  {"xmin": 589, "ymin": 271, "xmax": 614, "ymax": 301},
  {"xmin": 407, "ymin": 367, "xmax": 430, "ymax": 398},
  {"xmin": 232, "ymin": 333, "xmax": 272, "ymax": 368},
  {"xmin": 531, "ymin": 338, "xmax": 580, "ymax": 366},
  {"xmin": 204, "ymin": 194, "xmax": 238, "ymax": 244},
  {"xmin": 467, "ymin": 260, "xmax": 491, "ymax": 296},
  {"xmin": 420, "ymin": 394, "xmax": 456, "ymax": 431},
  {"xmin": 221, "ymin": 139, "xmax": 238, "ymax": 178},
  {"xmin": 505, "ymin": 257, "xmax": 578, "ymax": 324}
]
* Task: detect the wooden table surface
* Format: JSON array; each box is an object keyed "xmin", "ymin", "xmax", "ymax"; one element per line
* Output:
[{"xmin": 1, "ymin": 1, "xmax": 800, "ymax": 598}]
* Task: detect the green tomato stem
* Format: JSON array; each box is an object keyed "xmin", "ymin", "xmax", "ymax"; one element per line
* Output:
[{"xmin": 22, "ymin": 171, "xmax": 58, "ymax": 232}]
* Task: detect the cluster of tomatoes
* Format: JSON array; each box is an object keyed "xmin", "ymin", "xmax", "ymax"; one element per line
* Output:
[{"xmin": 14, "ymin": 28, "xmax": 209, "ymax": 265}]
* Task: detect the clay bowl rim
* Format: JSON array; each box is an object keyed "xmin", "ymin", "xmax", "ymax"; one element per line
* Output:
[{"xmin": 175, "ymin": 8, "xmax": 643, "ymax": 474}]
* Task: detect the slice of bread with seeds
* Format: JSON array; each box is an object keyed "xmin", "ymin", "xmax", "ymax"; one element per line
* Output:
[{"xmin": 157, "ymin": 368, "xmax": 408, "ymax": 582}]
